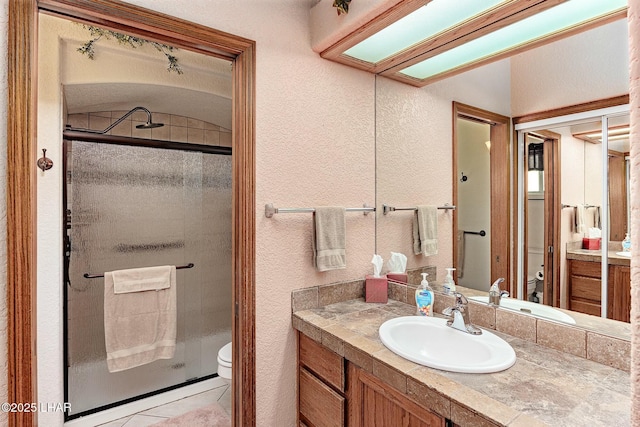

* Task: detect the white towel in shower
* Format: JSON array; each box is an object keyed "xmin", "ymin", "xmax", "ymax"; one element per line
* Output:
[{"xmin": 104, "ymin": 265, "xmax": 177, "ymax": 373}]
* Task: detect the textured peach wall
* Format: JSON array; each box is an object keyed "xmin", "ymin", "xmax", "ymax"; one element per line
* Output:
[
  {"xmin": 375, "ymin": 60, "xmax": 511, "ymax": 287},
  {"xmin": 629, "ymin": 0, "xmax": 639, "ymax": 424}
]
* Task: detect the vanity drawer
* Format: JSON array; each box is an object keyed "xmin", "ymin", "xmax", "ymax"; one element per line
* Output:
[
  {"xmin": 299, "ymin": 333, "xmax": 344, "ymax": 392},
  {"xmin": 569, "ymin": 299, "xmax": 601, "ymax": 316},
  {"xmin": 299, "ymin": 367, "xmax": 345, "ymax": 427},
  {"xmin": 569, "ymin": 260, "xmax": 602, "ymax": 278},
  {"xmin": 570, "ymin": 276, "xmax": 601, "ymax": 301}
]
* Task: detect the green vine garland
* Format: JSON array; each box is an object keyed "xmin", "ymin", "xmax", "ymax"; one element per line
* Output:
[
  {"xmin": 77, "ymin": 26, "xmax": 183, "ymax": 75},
  {"xmin": 333, "ymin": 0, "xmax": 352, "ymax": 15}
]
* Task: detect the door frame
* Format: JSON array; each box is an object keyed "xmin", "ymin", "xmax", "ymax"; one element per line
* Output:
[
  {"xmin": 452, "ymin": 102, "xmax": 511, "ymax": 290},
  {"xmin": 7, "ymin": 1, "xmax": 256, "ymax": 425},
  {"xmin": 521, "ymin": 130, "xmax": 561, "ymax": 306}
]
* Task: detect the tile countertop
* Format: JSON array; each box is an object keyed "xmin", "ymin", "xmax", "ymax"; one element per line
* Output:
[
  {"xmin": 293, "ymin": 298, "xmax": 630, "ymax": 427},
  {"xmin": 566, "ymin": 248, "xmax": 630, "ymax": 266}
]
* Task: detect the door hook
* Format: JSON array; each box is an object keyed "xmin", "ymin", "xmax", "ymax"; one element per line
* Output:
[{"xmin": 37, "ymin": 148, "xmax": 53, "ymax": 172}]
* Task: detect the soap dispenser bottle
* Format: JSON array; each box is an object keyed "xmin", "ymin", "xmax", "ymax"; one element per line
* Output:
[
  {"xmin": 415, "ymin": 273, "xmax": 434, "ymax": 316},
  {"xmin": 622, "ymin": 233, "xmax": 631, "ymax": 252},
  {"xmin": 443, "ymin": 268, "xmax": 456, "ymax": 294}
]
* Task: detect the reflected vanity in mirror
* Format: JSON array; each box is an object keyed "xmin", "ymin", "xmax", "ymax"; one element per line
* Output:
[{"xmin": 374, "ymin": 16, "xmax": 631, "ymax": 340}]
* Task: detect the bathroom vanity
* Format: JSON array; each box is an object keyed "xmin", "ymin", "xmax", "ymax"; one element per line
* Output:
[
  {"xmin": 299, "ymin": 333, "xmax": 445, "ymax": 426},
  {"xmin": 292, "ymin": 282, "xmax": 630, "ymax": 426},
  {"xmin": 566, "ymin": 248, "xmax": 631, "ymax": 322}
]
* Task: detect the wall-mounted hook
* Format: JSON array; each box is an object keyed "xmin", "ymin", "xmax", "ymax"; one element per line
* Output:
[
  {"xmin": 460, "ymin": 172, "xmax": 468, "ymax": 182},
  {"xmin": 37, "ymin": 148, "xmax": 53, "ymax": 172}
]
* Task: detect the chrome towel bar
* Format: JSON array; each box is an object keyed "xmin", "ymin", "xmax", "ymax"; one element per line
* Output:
[
  {"xmin": 265, "ymin": 203, "xmax": 374, "ymax": 218},
  {"xmin": 383, "ymin": 204, "xmax": 456, "ymax": 215},
  {"xmin": 83, "ymin": 263, "xmax": 195, "ymax": 279},
  {"xmin": 561, "ymin": 204, "xmax": 598, "ymax": 209}
]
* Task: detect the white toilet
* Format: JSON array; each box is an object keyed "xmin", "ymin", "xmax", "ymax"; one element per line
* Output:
[
  {"xmin": 527, "ymin": 275, "xmax": 537, "ymax": 299},
  {"xmin": 217, "ymin": 342, "xmax": 232, "ymax": 383}
]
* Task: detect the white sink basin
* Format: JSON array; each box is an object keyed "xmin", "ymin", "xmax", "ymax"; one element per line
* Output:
[
  {"xmin": 379, "ymin": 316, "xmax": 516, "ymax": 373},
  {"xmin": 469, "ymin": 296, "xmax": 576, "ymax": 324},
  {"xmin": 616, "ymin": 251, "xmax": 631, "ymax": 258}
]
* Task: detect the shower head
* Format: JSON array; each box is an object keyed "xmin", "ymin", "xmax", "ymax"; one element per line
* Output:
[
  {"xmin": 65, "ymin": 106, "xmax": 164, "ymax": 134},
  {"xmin": 136, "ymin": 121, "xmax": 164, "ymax": 129}
]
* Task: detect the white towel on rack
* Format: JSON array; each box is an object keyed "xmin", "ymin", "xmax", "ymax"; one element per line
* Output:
[
  {"xmin": 313, "ymin": 207, "xmax": 347, "ymax": 271},
  {"xmin": 413, "ymin": 205, "xmax": 438, "ymax": 256},
  {"xmin": 104, "ymin": 265, "xmax": 177, "ymax": 373},
  {"xmin": 575, "ymin": 204, "xmax": 586, "ymax": 234}
]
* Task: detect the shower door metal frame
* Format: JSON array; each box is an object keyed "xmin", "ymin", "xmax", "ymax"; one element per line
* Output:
[
  {"xmin": 62, "ymin": 134, "xmax": 232, "ymax": 419},
  {"xmin": 7, "ymin": 1, "xmax": 256, "ymax": 426}
]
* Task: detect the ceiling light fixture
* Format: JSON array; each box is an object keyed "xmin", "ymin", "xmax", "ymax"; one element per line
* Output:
[
  {"xmin": 395, "ymin": 0, "xmax": 627, "ymax": 83},
  {"xmin": 321, "ymin": 0, "xmax": 627, "ymax": 87}
]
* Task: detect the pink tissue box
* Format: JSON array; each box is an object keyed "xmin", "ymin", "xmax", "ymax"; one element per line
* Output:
[
  {"xmin": 365, "ymin": 275, "xmax": 388, "ymax": 303},
  {"xmin": 386, "ymin": 273, "xmax": 408, "ymax": 284}
]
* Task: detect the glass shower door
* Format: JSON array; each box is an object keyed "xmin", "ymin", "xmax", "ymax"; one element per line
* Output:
[{"xmin": 64, "ymin": 140, "xmax": 231, "ymax": 417}]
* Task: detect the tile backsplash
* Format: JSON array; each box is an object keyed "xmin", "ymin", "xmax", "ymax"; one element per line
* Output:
[{"xmin": 292, "ymin": 266, "xmax": 631, "ymax": 372}]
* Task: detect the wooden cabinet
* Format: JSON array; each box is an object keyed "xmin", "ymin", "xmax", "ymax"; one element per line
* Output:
[
  {"xmin": 298, "ymin": 333, "xmax": 345, "ymax": 427},
  {"xmin": 347, "ymin": 363, "xmax": 445, "ymax": 427},
  {"xmin": 609, "ymin": 265, "xmax": 631, "ymax": 323},
  {"xmin": 567, "ymin": 259, "xmax": 630, "ymax": 322},
  {"xmin": 298, "ymin": 332, "xmax": 446, "ymax": 427}
]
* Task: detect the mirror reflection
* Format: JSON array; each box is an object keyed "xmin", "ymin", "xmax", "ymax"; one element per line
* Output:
[
  {"xmin": 375, "ymin": 17, "xmax": 630, "ymax": 335},
  {"xmin": 518, "ymin": 112, "xmax": 630, "ymax": 323}
]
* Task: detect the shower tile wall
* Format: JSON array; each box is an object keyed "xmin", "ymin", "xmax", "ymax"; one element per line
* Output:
[{"xmin": 66, "ymin": 111, "xmax": 232, "ymax": 147}]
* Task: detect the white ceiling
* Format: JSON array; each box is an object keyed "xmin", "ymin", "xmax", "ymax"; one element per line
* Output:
[
  {"xmin": 64, "ymin": 83, "xmax": 232, "ymax": 129},
  {"xmin": 44, "ymin": 13, "xmax": 233, "ymax": 129}
]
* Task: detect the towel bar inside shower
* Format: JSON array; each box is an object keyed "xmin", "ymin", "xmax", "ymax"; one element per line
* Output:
[{"xmin": 83, "ymin": 263, "xmax": 195, "ymax": 279}]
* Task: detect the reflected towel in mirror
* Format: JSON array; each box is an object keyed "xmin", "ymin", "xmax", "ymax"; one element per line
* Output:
[
  {"xmin": 413, "ymin": 205, "xmax": 437, "ymax": 256},
  {"xmin": 575, "ymin": 204, "xmax": 586, "ymax": 234},
  {"xmin": 457, "ymin": 230, "xmax": 465, "ymax": 278}
]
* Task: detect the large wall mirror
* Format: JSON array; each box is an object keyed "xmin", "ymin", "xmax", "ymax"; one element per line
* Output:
[{"xmin": 375, "ymin": 16, "xmax": 630, "ymax": 339}]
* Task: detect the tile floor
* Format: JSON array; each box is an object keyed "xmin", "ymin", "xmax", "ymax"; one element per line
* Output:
[{"xmin": 96, "ymin": 381, "xmax": 231, "ymax": 427}]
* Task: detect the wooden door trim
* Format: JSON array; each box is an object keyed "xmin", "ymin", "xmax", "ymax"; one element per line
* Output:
[
  {"xmin": 453, "ymin": 102, "xmax": 511, "ymax": 290},
  {"xmin": 537, "ymin": 130, "xmax": 561, "ymax": 307},
  {"xmin": 512, "ymin": 94, "xmax": 629, "ymax": 124},
  {"xmin": 7, "ymin": 1, "xmax": 256, "ymax": 426}
]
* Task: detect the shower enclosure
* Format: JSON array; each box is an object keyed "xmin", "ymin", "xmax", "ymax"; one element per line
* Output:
[{"xmin": 63, "ymin": 135, "xmax": 232, "ymax": 418}]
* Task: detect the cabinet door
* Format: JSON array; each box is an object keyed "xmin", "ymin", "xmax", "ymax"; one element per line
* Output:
[
  {"xmin": 347, "ymin": 363, "xmax": 445, "ymax": 427},
  {"xmin": 610, "ymin": 265, "xmax": 631, "ymax": 322}
]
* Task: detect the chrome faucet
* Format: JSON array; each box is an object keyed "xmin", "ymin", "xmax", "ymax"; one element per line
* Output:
[
  {"xmin": 489, "ymin": 278, "xmax": 509, "ymax": 306},
  {"xmin": 442, "ymin": 292, "xmax": 482, "ymax": 335}
]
